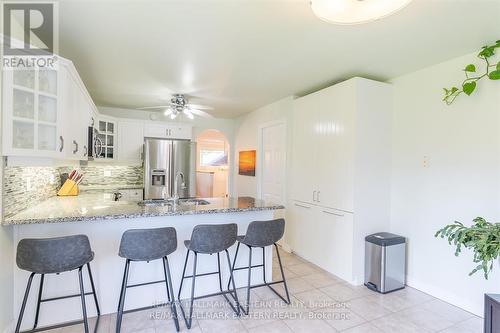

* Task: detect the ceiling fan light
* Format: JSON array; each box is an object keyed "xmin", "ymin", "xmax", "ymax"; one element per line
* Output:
[
  {"xmin": 310, "ymin": 0, "xmax": 412, "ymax": 25},
  {"xmin": 170, "ymin": 113, "xmax": 177, "ymax": 120},
  {"xmin": 164, "ymin": 108, "xmax": 173, "ymax": 116}
]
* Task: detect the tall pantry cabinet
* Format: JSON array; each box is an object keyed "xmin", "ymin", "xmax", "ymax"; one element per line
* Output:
[{"xmin": 287, "ymin": 77, "xmax": 392, "ymax": 285}]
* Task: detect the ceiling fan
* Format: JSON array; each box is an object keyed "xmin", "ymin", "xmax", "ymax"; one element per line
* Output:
[{"xmin": 137, "ymin": 94, "xmax": 214, "ymax": 120}]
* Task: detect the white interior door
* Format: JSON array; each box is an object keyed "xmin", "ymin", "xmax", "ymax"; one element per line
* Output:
[{"xmin": 259, "ymin": 122, "xmax": 286, "ymax": 204}]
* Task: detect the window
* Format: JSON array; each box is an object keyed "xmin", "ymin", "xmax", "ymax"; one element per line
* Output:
[{"xmin": 200, "ymin": 149, "xmax": 227, "ymax": 166}]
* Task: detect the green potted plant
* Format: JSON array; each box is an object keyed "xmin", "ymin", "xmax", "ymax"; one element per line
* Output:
[{"xmin": 436, "ymin": 217, "xmax": 500, "ymax": 279}]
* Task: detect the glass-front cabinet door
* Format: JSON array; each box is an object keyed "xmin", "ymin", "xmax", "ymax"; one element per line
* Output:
[
  {"xmin": 2, "ymin": 68, "xmax": 62, "ymax": 157},
  {"xmin": 97, "ymin": 118, "xmax": 115, "ymax": 160}
]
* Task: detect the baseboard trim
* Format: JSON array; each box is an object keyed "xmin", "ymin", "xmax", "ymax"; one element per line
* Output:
[{"xmin": 406, "ymin": 276, "xmax": 483, "ymax": 317}]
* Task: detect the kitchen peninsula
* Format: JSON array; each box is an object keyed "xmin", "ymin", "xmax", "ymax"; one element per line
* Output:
[{"xmin": 3, "ymin": 195, "xmax": 284, "ymax": 329}]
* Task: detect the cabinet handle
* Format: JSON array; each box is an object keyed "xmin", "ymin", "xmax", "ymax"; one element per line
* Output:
[
  {"xmin": 59, "ymin": 136, "xmax": 64, "ymax": 152},
  {"xmin": 313, "ymin": 191, "xmax": 317, "ymax": 202},
  {"xmin": 317, "ymin": 191, "xmax": 321, "ymax": 202},
  {"xmin": 73, "ymin": 140, "xmax": 79, "ymax": 154},
  {"xmin": 322, "ymin": 210, "xmax": 344, "ymax": 217},
  {"xmin": 83, "ymin": 145, "xmax": 88, "ymax": 157},
  {"xmin": 294, "ymin": 203, "xmax": 311, "ymax": 209}
]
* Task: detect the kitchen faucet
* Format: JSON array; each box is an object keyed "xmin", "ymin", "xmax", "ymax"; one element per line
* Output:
[{"xmin": 173, "ymin": 172, "xmax": 185, "ymax": 204}]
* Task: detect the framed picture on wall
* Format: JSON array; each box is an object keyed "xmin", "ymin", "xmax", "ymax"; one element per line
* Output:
[{"xmin": 239, "ymin": 150, "xmax": 256, "ymax": 176}]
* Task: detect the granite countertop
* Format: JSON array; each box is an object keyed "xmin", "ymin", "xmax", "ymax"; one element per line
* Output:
[{"xmin": 3, "ymin": 194, "xmax": 285, "ymax": 225}]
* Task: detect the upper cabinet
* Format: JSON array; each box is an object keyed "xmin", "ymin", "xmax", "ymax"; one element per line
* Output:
[
  {"xmin": 2, "ymin": 58, "xmax": 95, "ymax": 160},
  {"xmin": 144, "ymin": 122, "xmax": 192, "ymax": 140},
  {"xmin": 96, "ymin": 117, "xmax": 116, "ymax": 160},
  {"xmin": 60, "ymin": 63, "xmax": 93, "ymax": 160},
  {"xmin": 2, "ymin": 68, "xmax": 63, "ymax": 157},
  {"xmin": 117, "ymin": 119, "xmax": 144, "ymax": 163},
  {"xmin": 290, "ymin": 77, "xmax": 391, "ymax": 213}
]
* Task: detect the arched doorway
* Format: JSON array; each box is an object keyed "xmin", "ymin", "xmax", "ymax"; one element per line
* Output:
[{"xmin": 195, "ymin": 129, "xmax": 230, "ymax": 198}]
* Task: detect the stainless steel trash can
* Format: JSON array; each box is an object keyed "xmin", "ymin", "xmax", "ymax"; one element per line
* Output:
[{"xmin": 365, "ymin": 232, "xmax": 406, "ymax": 294}]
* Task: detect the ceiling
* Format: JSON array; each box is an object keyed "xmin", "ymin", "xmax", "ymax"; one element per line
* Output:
[{"xmin": 58, "ymin": 0, "xmax": 500, "ymax": 118}]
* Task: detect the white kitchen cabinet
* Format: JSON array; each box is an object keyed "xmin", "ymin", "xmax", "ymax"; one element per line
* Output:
[
  {"xmin": 96, "ymin": 116, "xmax": 116, "ymax": 160},
  {"xmin": 117, "ymin": 119, "xmax": 144, "ymax": 162},
  {"xmin": 2, "ymin": 68, "xmax": 64, "ymax": 157},
  {"xmin": 290, "ymin": 93, "xmax": 319, "ymax": 204},
  {"xmin": 60, "ymin": 64, "xmax": 92, "ymax": 160},
  {"xmin": 144, "ymin": 122, "xmax": 192, "ymax": 140},
  {"xmin": 288, "ymin": 77, "xmax": 392, "ymax": 284}
]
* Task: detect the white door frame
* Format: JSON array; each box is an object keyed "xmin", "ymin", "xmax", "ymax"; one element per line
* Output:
[{"xmin": 256, "ymin": 119, "xmax": 287, "ymax": 202}]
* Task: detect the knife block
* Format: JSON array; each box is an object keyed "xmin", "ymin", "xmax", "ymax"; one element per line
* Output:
[{"xmin": 57, "ymin": 179, "xmax": 79, "ymax": 196}]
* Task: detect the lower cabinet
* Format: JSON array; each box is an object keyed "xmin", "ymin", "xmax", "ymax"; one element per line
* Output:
[{"xmin": 287, "ymin": 201, "xmax": 354, "ymax": 282}]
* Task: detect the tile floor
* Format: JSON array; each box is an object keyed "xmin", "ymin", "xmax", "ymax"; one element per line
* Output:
[{"xmin": 47, "ymin": 247, "xmax": 482, "ymax": 333}]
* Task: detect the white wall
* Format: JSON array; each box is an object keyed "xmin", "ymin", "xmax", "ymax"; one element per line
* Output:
[
  {"xmin": 233, "ymin": 97, "xmax": 293, "ymax": 197},
  {"xmin": 390, "ymin": 52, "xmax": 500, "ymax": 316}
]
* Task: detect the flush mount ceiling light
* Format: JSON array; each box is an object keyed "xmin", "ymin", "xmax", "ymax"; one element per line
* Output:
[{"xmin": 310, "ymin": 0, "xmax": 412, "ymax": 25}]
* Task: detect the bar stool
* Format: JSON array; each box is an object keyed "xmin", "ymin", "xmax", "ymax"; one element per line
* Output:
[
  {"xmin": 15, "ymin": 235, "xmax": 100, "ymax": 333},
  {"xmin": 116, "ymin": 227, "xmax": 179, "ymax": 333},
  {"xmin": 228, "ymin": 218, "xmax": 290, "ymax": 315},
  {"xmin": 178, "ymin": 223, "xmax": 241, "ymax": 329}
]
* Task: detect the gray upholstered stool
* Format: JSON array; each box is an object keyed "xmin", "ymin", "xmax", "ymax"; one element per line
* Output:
[
  {"xmin": 15, "ymin": 235, "xmax": 100, "ymax": 333},
  {"xmin": 116, "ymin": 227, "xmax": 179, "ymax": 333},
  {"xmin": 228, "ymin": 218, "xmax": 290, "ymax": 314},
  {"xmin": 178, "ymin": 223, "xmax": 241, "ymax": 329}
]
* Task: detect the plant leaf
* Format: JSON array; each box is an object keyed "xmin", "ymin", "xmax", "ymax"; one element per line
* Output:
[
  {"xmin": 488, "ymin": 70, "xmax": 500, "ymax": 80},
  {"xmin": 464, "ymin": 64, "xmax": 476, "ymax": 72},
  {"xmin": 463, "ymin": 82, "xmax": 476, "ymax": 95},
  {"xmin": 497, "ymin": 61, "xmax": 500, "ymax": 71},
  {"xmin": 451, "ymin": 87, "xmax": 459, "ymax": 94}
]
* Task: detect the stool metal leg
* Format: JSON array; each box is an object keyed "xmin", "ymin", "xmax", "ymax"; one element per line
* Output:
[
  {"xmin": 78, "ymin": 267, "xmax": 89, "ymax": 333},
  {"xmin": 274, "ymin": 243, "xmax": 290, "ymax": 304},
  {"xmin": 15, "ymin": 273, "xmax": 35, "ymax": 333},
  {"xmin": 185, "ymin": 251, "xmax": 197, "ymax": 329},
  {"xmin": 86, "ymin": 263, "xmax": 101, "ymax": 316},
  {"xmin": 226, "ymin": 242, "xmax": 240, "ymax": 291},
  {"xmin": 162, "ymin": 257, "xmax": 180, "ymax": 332},
  {"xmin": 116, "ymin": 259, "xmax": 130, "ymax": 333},
  {"xmin": 33, "ymin": 274, "xmax": 44, "ymax": 330},
  {"xmin": 243, "ymin": 246, "xmax": 253, "ymax": 315},
  {"xmin": 225, "ymin": 249, "xmax": 241, "ymax": 316},
  {"xmin": 177, "ymin": 249, "xmax": 190, "ymax": 302}
]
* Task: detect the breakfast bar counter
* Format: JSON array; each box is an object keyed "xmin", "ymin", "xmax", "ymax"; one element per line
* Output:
[
  {"xmin": 5, "ymin": 195, "xmax": 285, "ymax": 330},
  {"xmin": 3, "ymin": 194, "xmax": 284, "ymax": 225}
]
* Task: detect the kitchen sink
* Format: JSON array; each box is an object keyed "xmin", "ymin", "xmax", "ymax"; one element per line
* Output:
[
  {"xmin": 138, "ymin": 198, "xmax": 210, "ymax": 207},
  {"xmin": 178, "ymin": 198, "xmax": 210, "ymax": 205},
  {"xmin": 138, "ymin": 200, "xmax": 172, "ymax": 207}
]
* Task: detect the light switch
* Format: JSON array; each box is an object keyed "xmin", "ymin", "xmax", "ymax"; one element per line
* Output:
[{"xmin": 423, "ymin": 156, "xmax": 429, "ymax": 168}]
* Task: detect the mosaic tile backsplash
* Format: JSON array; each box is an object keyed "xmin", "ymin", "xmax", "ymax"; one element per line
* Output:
[
  {"xmin": 3, "ymin": 165, "xmax": 143, "ymax": 218},
  {"xmin": 3, "ymin": 167, "xmax": 61, "ymax": 219}
]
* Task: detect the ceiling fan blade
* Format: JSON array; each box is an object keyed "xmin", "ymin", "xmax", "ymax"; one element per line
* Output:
[
  {"xmin": 186, "ymin": 103, "xmax": 214, "ymax": 110},
  {"xmin": 136, "ymin": 105, "xmax": 171, "ymax": 110},
  {"xmin": 189, "ymin": 108, "xmax": 214, "ymax": 118},
  {"xmin": 183, "ymin": 109, "xmax": 194, "ymax": 120}
]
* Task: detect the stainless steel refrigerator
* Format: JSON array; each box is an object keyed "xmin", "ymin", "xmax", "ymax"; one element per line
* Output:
[{"xmin": 144, "ymin": 138, "xmax": 196, "ymax": 200}]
